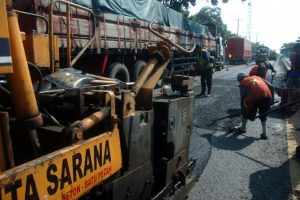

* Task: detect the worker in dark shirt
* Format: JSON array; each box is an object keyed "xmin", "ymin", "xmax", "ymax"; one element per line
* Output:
[
  {"xmin": 195, "ymin": 48, "xmax": 214, "ymax": 97},
  {"xmin": 290, "ymin": 43, "xmax": 300, "ymax": 157},
  {"xmin": 235, "ymin": 73, "xmax": 273, "ymax": 139},
  {"xmin": 287, "ymin": 43, "xmax": 300, "ymax": 88},
  {"xmin": 284, "ymin": 43, "xmax": 300, "ymax": 110}
]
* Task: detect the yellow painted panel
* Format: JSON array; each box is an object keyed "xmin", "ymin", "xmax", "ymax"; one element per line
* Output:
[
  {"xmin": 0, "ymin": 2, "xmax": 9, "ymax": 37},
  {"xmin": 0, "ymin": 1, "xmax": 13, "ymax": 73},
  {"xmin": 0, "ymin": 129, "xmax": 122, "ymax": 200},
  {"xmin": 32, "ymin": 34, "xmax": 50, "ymax": 67},
  {"xmin": 0, "ymin": 66, "xmax": 13, "ymax": 74},
  {"xmin": 23, "ymin": 34, "xmax": 59, "ymax": 68}
]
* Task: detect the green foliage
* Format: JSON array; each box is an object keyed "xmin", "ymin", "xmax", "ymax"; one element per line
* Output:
[
  {"xmin": 157, "ymin": 0, "xmax": 244, "ymax": 12},
  {"xmin": 211, "ymin": 0, "xmax": 218, "ymax": 6},
  {"xmin": 251, "ymin": 42, "xmax": 261, "ymax": 53},
  {"xmin": 280, "ymin": 42, "xmax": 296, "ymax": 57},
  {"xmin": 157, "ymin": 0, "xmax": 245, "ymax": 14},
  {"xmin": 181, "ymin": 9, "xmax": 190, "ymax": 18},
  {"xmin": 157, "ymin": 0, "xmax": 196, "ymax": 12},
  {"xmin": 160, "ymin": 0, "xmax": 251, "ymax": 42},
  {"xmin": 211, "ymin": 0, "xmax": 246, "ymax": 6},
  {"xmin": 189, "ymin": 6, "xmax": 234, "ymax": 41},
  {"xmin": 279, "ymin": 37, "xmax": 300, "ymax": 57}
]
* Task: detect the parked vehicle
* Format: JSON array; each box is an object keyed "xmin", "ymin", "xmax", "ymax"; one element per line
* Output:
[
  {"xmin": 204, "ymin": 23, "xmax": 225, "ymax": 71},
  {"xmin": 12, "ymin": 0, "xmax": 223, "ymax": 82},
  {"xmin": 269, "ymin": 50, "xmax": 277, "ymax": 61},
  {"xmin": 225, "ymin": 38, "xmax": 252, "ymax": 64},
  {"xmin": 255, "ymin": 46, "xmax": 270, "ymax": 63}
]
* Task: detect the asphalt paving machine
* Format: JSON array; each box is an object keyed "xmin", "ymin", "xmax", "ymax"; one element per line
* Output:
[{"xmin": 0, "ymin": 1, "xmax": 196, "ymax": 199}]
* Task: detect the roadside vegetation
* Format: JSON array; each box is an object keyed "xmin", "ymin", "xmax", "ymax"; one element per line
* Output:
[
  {"xmin": 159, "ymin": 0, "xmax": 299, "ymax": 57},
  {"xmin": 280, "ymin": 37, "xmax": 300, "ymax": 57}
]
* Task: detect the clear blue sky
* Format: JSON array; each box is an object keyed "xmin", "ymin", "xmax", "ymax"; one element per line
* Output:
[{"xmin": 189, "ymin": 0, "xmax": 300, "ymax": 52}]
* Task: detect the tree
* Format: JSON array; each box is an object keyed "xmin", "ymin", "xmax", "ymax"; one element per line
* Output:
[
  {"xmin": 280, "ymin": 38, "xmax": 300, "ymax": 57},
  {"xmin": 157, "ymin": 0, "xmax": 247, "ymax": 13},
  {"xmin": 190, "ymin": 7, "xmax": 231, "ymax": 40},
  {"xmin": 280, "ymin": 42, "xmax": 296, "ymax": 57},
  {"xmin": 211, "ymin": 0, "xmax": 247, "ymax": 6},
  {"xmin": 157, "ymin": 0, "xmax": 196, "ymax": 12}
]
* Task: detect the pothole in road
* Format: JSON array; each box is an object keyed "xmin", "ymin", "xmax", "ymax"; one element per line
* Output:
[{"xmin": 270, "ymin": 124, "xmax": 284, "ymax": 131}]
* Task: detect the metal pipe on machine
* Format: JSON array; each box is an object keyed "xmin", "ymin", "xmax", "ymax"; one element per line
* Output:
[{"xmin": 7, "ymin": 10, "xmax": 43, "ymax": 155}]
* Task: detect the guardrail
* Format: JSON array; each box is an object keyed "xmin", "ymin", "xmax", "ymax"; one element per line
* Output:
[{"xmin": 279, "ymin": 56, "xmax": 291, "ymax": 72}]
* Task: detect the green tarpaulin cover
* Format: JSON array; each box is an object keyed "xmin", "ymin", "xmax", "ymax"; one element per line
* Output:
[{"xmin": 73, "ymin": 0, "xmax": 210, "ymax": 36}]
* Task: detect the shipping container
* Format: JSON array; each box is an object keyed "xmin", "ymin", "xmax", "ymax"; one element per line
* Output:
[{"xmin": 225, "ymin": 38, "xmax": 252, "ymax": 64}]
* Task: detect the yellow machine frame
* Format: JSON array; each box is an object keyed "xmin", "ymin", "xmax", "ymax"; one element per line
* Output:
[
  {"xmin": 0, "ymin": 1, "xmax": 195, "ymax": 199},
  {"xmin": 0, "ymin": 2, "xmax": 123, "ymax": 199},
  {"xmin": 0, "ymin": 129, "xmax": 122, "ymax": 200},
  {"xmin": 0, "ymin": 0, "xmax": 13, "ymax": 74}
]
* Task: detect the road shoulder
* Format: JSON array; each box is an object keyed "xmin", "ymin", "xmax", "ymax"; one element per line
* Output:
[{"xmin": 286, "ymin": 111, "xmax": 300, "ymax": 199}]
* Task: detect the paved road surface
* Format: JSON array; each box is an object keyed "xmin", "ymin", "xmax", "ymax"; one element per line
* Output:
[{"xmin": 188, "ymin": 61, "xmax": 300, "ymax": 200}]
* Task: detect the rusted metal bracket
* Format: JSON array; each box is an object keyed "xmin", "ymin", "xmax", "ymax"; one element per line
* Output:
[
  {"xmin": 148, "ymin": 19, "xmax": 196, "ymax": 53},
  {"xmin": 121, "ymin": 91, "xmax": 136, "ymax": 118},
  {"xmin": 49, "ymin": 0, "xmax": 96, "ymax": 71},
  {"xmin": 66, "ymin": 90, "xmax": 117, "ymax": 143},
  {"xmin": 122, "ymin": 19, "xmax": 197, "ymax": 113},
  {"xmin": 135, "ymin": 59, "xmax": 170, "ymax": 110},
  {"xmin": 13, "ymin": 9, "xmax": 49, "ymax": 33},
  {"xmin": 0, "ymin": 112, "xmax": 15, "ymax": 171}
]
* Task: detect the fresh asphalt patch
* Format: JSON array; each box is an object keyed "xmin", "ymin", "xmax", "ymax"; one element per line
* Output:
[{"xmin": 189, "ymin": 76, "xmax": 292, "ymax": 199}]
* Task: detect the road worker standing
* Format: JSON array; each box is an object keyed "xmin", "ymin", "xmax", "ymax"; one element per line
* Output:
[
  {"xmin": 195, "ymin": 47, "xmax": 214, "ymax": 97},
  {"xmin": 249, "ymin": 56, "xmax": 276, "ymax": 80}
]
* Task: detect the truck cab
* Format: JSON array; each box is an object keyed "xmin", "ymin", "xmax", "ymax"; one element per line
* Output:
[
  {"xmin": 203, "ymin": 23, "xmax": 225, "ymax": 71},
  {"xmin": 255, "ymin": 46, "xmax": 270, "ymax": 63},
  {"xmin": 214, "ymin": 36, "xmax": 225, "ymax": 70}
]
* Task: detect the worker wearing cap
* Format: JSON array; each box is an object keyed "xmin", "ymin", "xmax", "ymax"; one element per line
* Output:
[
  {"xmin": 250, "ymin": 56, "xmax": 276, "ymax": 80},
  {"xmin": 235, "ymin": 73, "xmax": 273, "ymax": 139},
  {"xmin": 195, "ymin": 48, "xmax": 214, "ymax": 97}
]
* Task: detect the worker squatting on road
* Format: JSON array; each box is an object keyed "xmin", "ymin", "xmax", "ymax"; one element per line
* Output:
[
  {"xmin": 195, "ymin": 47, "xmax": 214, "ymax": 97},
  {"xmin": 249, "ymin": 57, "xmax": 277, "ymax": 80},
  {"xmin": 235, "ymin": 74, "xmax": 273, "ymax": 140}
]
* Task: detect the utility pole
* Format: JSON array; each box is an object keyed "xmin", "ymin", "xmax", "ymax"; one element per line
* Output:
[
  {"xmin": 245, "ymin": 0, "xmax": 252, "ymax": 41},
  {"xmin": 256, "ymin": 32, "xmax": 259, "ymax": 43},
  {"xmin": 236, "ymin": 18, "xmax": 243, "ymax": 36},
  {"xmin": 237, "ymin": 18, "xmax": 240, "ymax": 36}
]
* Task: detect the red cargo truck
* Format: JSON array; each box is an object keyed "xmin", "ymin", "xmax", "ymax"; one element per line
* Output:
[{"xmin": 225, "ymin": 38, "xmax": 252, "ymax": 64}]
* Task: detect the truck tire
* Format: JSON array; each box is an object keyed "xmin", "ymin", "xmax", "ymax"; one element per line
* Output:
[
  {"xmin": 106, "ymin": 62, "xmax": 130, "ymax": 82},
  {"xmin": 132, "ymin": 60, "xmax": 146, "ymax": 81}
]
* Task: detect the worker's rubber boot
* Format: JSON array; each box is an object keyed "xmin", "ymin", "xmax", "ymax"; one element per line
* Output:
[
  {"xmin": 200, "ymin": 89, "xmax": 205, "ymax": 96},
  {"xmin": 260, "ymin": 120, "xmax": 268, "ymax": 140},
  {"xmin": 195, "ymin": 89, "xmax": 205, "ymax": 97},
  {"xmin": 240, "ymin": 117, "xmax": 247, "ymax": 132},
  {"xmin": 206, "ymin": 88, "xmax": 211, "ymax": 97},
  {"xmin": 234, "ymin": 117, "xmax": 247, "ymax": 134}
]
